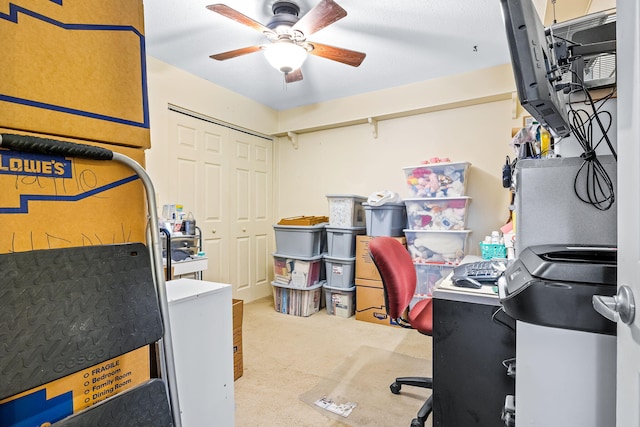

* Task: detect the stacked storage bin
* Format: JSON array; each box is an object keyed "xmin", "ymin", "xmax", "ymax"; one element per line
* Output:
[
  {"xmin": 402, "ymin": 161, "xmax": 472, "ymax": 296},
  {"xmin": 354, "ymin": 195, "xmax": 407, "ymax": 327},
  {"xmin": 323, "ymin": 195, "xmax": 367, "ymax": 318},
  {"xmin": 271, "ymin": 216, "xmax": 328, "ymax": 316}
]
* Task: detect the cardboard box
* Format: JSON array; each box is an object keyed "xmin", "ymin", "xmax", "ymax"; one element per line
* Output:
[
  {"xmin": 0, "ymin": 129, "xmax": 147, "ymax": 254},
  {"xmin": 355, "ymin": 235, "xmax": 406, "ymax": 281},
  {"xmin": 163, "ymin": 266, "xmax": 175, "ymax": 281},
  {"xmin": 232, "ymin": 299, "xmax": 244, "ymax": 381},
  {"xmin": 0, "ymin": 346, "xmax": 151, "ymax": 426},
  {"xmin": 355, "ymin": 278, "xmax": 399, "ymax": 328},
  {"xmin": 0, "ymin": 0, "xmax": 150, "ymax": 148}
]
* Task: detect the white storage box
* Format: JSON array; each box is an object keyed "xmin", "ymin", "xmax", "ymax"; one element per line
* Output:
[
  {"xmin": 326, "ymin": 194, "xmax": 367, "ymax": 227},
  {"xmin": 402, "ymin": 162, "xmax": 471, "ymax": 197},
  {"xmin": 404, "ymin": 197, "xmax": 471, "ymax": 230},
  {"xmin": 272, "ymin": 253, "xmax": 323, "ymax": 288},
  {"xmin": 273, "ymin": 223, "xmax": 326, "ymax": 257},
  {"xmin": 323, "ymin": 284, "xmax": 356, "ymax": 318},
  {"xmin": 324, "ymin": 255, "xmax": 356, "ymax": 288},
  {"xmin": 271, "ymin": 281, "xmax": 323, "ymax": 317},
  {"xmin": 363, "ymin": 202, "xmax": 407, "ymax": 236},
  {"xmin": 414, "ymin": 263, "xmax": 454, "ymax": 296},
  {"xmin": 404, "ymin": 229, "xmax": 471, "ymax": 265},
  {"xmin": 326, "ymin": 226, "xmax": 366, "ymax": 258}
]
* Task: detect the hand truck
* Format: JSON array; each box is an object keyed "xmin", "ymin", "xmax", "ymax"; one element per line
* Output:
[{"xmin": 0, "ymin": 133, "xmax": 182, "ymax": 426}]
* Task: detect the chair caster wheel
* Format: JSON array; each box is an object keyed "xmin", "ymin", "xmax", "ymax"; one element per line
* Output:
[
  {"xmin": 411, "ymin": 418, "xmax": 423, "ymax": 427},
  {"xmin": 390, "ymin": 382, "xmax": 401, "ymax": 394}
]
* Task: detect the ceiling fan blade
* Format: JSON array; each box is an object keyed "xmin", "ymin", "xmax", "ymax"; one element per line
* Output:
[
  {"xmin": 210, "ymin": 45, "xmax": 263, "ymax": 61},
  {"xmin": 285, "ymin": 68, "xmax": 304, "ymax": 83},
  {"xmin": 308, "ymin": 42, "xmax": 366, "ymax": 67},
  {"xmin": 206, "ymin": 4, "xmax": 273, "ymax": 35},
  {"xmin": 292, "ymin": 0, "xmax": 347, "ymax": 37}
]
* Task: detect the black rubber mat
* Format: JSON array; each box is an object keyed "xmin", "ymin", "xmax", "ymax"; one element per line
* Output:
[
  {"xmin": 0, "ymin": 244, "xmax": 164, "ymax": 400},
  {"xmin": 51, "ymin": 379, "xmax": 173, "ymax": 427}
]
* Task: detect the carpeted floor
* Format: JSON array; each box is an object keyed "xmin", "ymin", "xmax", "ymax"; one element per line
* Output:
[
  {"xmin": 299, "ymin": 345, "xmax": 432, "ymax": 426},
  {"xmin": 234, "ymin": 296, "xmax": 433, "ymax": 426}
]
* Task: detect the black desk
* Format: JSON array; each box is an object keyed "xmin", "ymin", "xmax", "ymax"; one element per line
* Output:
[{"xmin": 432, "ymin": 282, "xmax": 515, "ymax": 427}]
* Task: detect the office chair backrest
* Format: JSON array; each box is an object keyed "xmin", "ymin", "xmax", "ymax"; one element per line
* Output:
[{"xmin": 369, "ymin": 237, "xmax": 417, "ymax": 320}]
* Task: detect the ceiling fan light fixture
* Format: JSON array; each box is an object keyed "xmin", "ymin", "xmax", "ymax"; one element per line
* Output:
[
  {"xmin": 208, "ymin": 0, "xmax": 364, "ymax": 83},
  {"xmin": 264, "ymin": 40, "xmax": 308, "ymax": 74}
]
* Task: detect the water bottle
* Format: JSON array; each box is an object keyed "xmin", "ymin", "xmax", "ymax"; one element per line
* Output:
[{"xmin": 184, "ymin": 212, "xmax": 196, "ymax": 235}]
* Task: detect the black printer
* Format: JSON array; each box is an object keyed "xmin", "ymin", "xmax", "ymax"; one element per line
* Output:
[{"xmin": 499, "ymin": 244, "xmax": 617, "ymax": 335}]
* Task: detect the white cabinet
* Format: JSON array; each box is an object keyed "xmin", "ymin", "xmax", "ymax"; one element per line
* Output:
[{"xmin": 166, "ymin": 279, "xmax": 234, "ymax": 426}]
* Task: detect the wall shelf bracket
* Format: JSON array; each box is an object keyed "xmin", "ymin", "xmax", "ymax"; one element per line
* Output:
[
  {"xmin": 287, "ymin": 131, "xmax": 299, "ymax": 149},
  {"xmin": 368, "ymin": 117, "xmax": 378, "ymax": 139}
]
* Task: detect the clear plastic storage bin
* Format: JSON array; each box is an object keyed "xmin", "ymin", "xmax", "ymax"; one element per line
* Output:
[
  {"xmin": 404, "ymin": 229, "xmax": 471, "ymax": 265},
  {"xmin": 363, "ymin": 202, "xmax": 407, "ymax": 237},
  {"xmin": 415, "ymin": 263, "xmax": 455, "ymax": 296},
  {"xmin": 271, "ymin": 281, "xmax": 323, "ymax": 317},
  {"xmin": 323, "ymin": 284, "xmax": 356, "ymax": 318},
  {"xmin": 404, "ymin": 197, "xmax": 471, "ymax": 230},
  {"xmin": 272, "ymin": 253, "xmax": 324, "ymax": 288},
  {"xmin": 402, "ymin": 162, "xmax": 470, "ymax": 197},
  {"xmin": 273, "ymin": 223, "xmax": 327, "ymax": 257},
  {"xmin": 326, "ymin": 194, "xmax": 367, "ymax": 227}
]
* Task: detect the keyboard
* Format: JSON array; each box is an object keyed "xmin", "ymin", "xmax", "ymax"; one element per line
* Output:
[{"xmin": 451, "ymin": 260, "xmax": 507, "ymax": 284}]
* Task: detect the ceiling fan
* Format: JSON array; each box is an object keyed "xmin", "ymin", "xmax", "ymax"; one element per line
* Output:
[{"xmin": 206, "ymin": 0, "xmax": 366, "ymax": 83}]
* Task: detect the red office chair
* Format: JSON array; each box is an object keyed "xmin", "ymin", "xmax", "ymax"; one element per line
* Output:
[{"xmin": 369, "ymin": 236, "xmax": 434, "ymax": 427}]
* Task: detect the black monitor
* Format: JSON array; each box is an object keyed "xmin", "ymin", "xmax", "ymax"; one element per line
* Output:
[{"xmin": 499, "ymin": 0, "xmax": 571, "ymax": 137}]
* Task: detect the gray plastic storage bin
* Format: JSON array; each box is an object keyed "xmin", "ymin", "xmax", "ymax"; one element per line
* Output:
[
  {"xmin": 273, "ymin": 223, "xmax": 326, "ymax": 257},
  {"xmin": 326, "ymin": 226, "xmax": 366, "ymax": 258},
  {"xmin": 363, "ymin": 202, "xmax": 407, "ymax": 236},
  {"xmin": 324, "ymin": 255, "xmax": 356, "ymax": 288},
  {"xmin": 323, "ymin": 283, "xmax": 356, "ymax": 318}
]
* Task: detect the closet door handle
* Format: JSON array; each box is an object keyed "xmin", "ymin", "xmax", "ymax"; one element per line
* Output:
[{"xmin": 593, "ymin": 285, "xmax": 635, "ymax": 325}]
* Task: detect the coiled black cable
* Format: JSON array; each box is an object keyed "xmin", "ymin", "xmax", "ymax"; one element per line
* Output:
[{"xmin": 566, "ymin": 73, "xmax": 616, "ymax": 211}]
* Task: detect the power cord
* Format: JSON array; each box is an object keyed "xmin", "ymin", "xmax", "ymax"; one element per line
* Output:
[
  {"xmin": 491, "ymin": 306, "xmax": 515, "ymax": 333},
  {"xmin": 566, "ymin": 74, "xmax": 616, "ymax": 211},
  {"xmin": 502, "ymin": 155, "xmax": 512, "ymax": 188}
]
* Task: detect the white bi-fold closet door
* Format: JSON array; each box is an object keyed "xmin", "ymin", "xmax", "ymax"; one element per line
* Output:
[{"xmin": 168, "ymin": 108, "xmax": 273, "ymax": 302}]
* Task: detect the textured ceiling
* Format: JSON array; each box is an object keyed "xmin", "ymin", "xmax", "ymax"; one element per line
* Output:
[{"xmin": 144, "ymin": 0, "xmax": 513, "ymax": 111}]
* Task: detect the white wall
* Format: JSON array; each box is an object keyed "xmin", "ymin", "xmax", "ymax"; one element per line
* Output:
[{"xmin": 275, "ymin": 64, "xmax": 517, "ymax": 135}]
